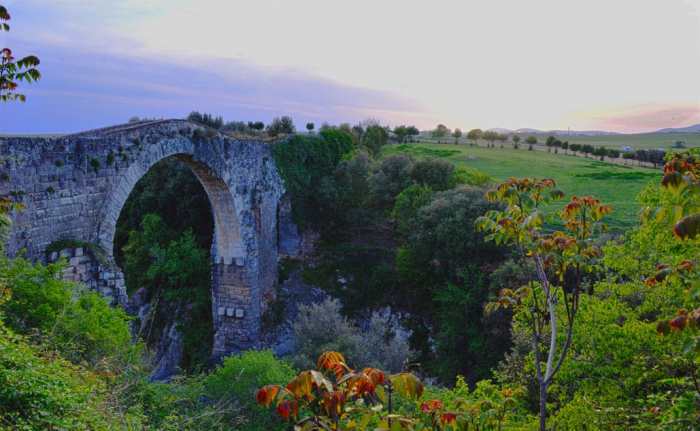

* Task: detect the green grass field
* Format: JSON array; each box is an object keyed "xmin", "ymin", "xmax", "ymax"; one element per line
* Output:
[
  {"xmin": 533, "ymin": 132, "xmax": 700, "ymax": 151},
  {"xmin": 386, "ymin": 143, "xmax": 662, "ymax": 232},
  {"xmin": 423, "ymin": 132, "xmax": 700, "ymax": 151}
]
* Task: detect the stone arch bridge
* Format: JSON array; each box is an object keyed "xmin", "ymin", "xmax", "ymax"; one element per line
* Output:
[{"xmin": 0, "ymin": 120, "xmax": 300, "ymax": 358}]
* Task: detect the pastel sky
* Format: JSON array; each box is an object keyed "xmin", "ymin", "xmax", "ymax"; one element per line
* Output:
[{"xmin": 1, "ymin": 0, "xmax": 700, "ymax": 134}]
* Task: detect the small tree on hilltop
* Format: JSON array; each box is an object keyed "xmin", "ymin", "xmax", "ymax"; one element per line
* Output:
[
  {"xmin": 512, "ymin": 134, "xmax": 521, "ymax": 149},
  {"xmin": 267, "ymin": 116, "xmax": 296, "ymax": 137},
  {"xmin": 363, "ymin": 124, "xmax": 389, "ymax": 158},
  {"xmin": 432, "ymin": 124, "xmax": 450, "ymax": 139},
  {"xmin": 406, "ymin": 125, "xmax": 420, "ymax": 142},
  {"xmin": 306, "ymin": 122, "xmax": 315, "ymax": 133},
  {"xmin": 452, "ymin": 127, "xmax": 462, "ymax": 144},
  {"xmin": 1, "ymin": 5, "xmax": 41, "ymax": 102},
  {"xmin": 393, "ymin": 125, "xmax": 409, "ymax": 143},
  {"xmin": 476, "ymin": 178, "xmax": 611, "ymax": 431},
  {"xmin": 467, "ymin": 128, "xmax": 482, "ymax": 147},
  {"xmin": 482, "ymin": 130, "xmax": 499, "ymax": 148}
]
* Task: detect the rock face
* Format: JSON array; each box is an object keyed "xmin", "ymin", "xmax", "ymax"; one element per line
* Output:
[{"xmin": 0, "ymin": 120, "xmax": 292, "ymax": 359}]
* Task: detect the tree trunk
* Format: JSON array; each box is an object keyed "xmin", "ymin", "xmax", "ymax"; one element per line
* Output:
[{"xmin": 539, "ymin": 380, "xmax": 548, "ymax": 431}]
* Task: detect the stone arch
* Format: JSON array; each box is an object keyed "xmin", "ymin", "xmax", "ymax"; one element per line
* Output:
[
  {"xmin": 96, "ymin": 143, "xmax": 244, "ymax": 266},
  {"xmin": 94, "ymin": 134, "xmax": 255, "ymax": 358},
  {"xmin": 0, "ymin": 120, "xmax": 288, "ymax": 359}
]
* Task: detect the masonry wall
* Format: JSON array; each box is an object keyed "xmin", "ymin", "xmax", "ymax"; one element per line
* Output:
[{"xmin": 0, "ymin": 120, "xmax": 288, "ymax": 356}]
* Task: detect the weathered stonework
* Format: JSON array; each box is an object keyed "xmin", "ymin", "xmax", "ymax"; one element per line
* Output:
[
  {"xmin": 48, "ymin": 246, "xmax": 127, "ymax": 305},
  {"xmin": 0, "ymin": 119, "xmax": 290, "ymax": 358}
]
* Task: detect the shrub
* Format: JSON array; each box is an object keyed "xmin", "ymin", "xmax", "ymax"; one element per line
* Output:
[
  {"xmin": 1, "ymin": 258, "xmax": 72, "ymax": 333},
  {"xmin": 451, "ymin": 167, "xmax": 491, "ymax": 187},
  {"xmin": 204, "ymin": 350, "xmax": 296, "ymax": 431},
  {"xmin": 89, "ymin": 157, "xmax": 100, "ymax": 173},
  {"xmin": 369, "ymin": 154, "xmax": 414, "ymax": 208},
  {"xmin": 0, "ymin": 321, "xmax": 115, "ymax": 429},
  {"xmin": 292, "ymin": 298, "xmax": 411, "ymax": 373},
  {"xmin": 52, "ymin": 290, "xmax": 136, "ymax": 368},
  {"xmin": 410, "ymin": 157, "xmax": 455, "ymax": 191},
  {"xmin": 266, "ymin": 116, "xmax": 295, "ymax": 137},
  {"xmin": 272, "ymin": 131, "xmax": 354, "ymax": 230},
  {"xmin": 392, "ymin": 184, "xmax": 433, "ymax": 236}
]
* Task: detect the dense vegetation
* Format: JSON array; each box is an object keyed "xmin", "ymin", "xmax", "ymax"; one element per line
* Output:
[{"xmin": 1, "ymin": 115, "xmax": 699, "ymax": 428}]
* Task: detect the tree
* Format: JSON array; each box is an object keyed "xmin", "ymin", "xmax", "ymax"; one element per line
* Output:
[
  {"xmin": 306, "ymin": 122, "xmax": 314, "ymax": 133},
  {"xmin": 432, "ymin": 124, "xmax": 450, "ymax": 139},
  {"xmin": 452, "ymin": 128, "xmax": 462, "ymax": 144},
  {"xmin": 476, "ymin": 179, "xmax": 611, "ymax": 431},
  {"xmin": 363, "ymin": 124, "xmax": 389, "ymax": 158},
  {"xmin": 0, "ymin": 5, "xmax": 41, "ymax": 102},
  {"xmin": 406, "ymin": 126, "xmax": 420, "ymax": 142},
  {"xmin": 248, "ymin": 121, "xmax": 265, "ymax": 131},
  {"xmin": 525, "ymin": 136, "xmax": 538, "ymax": 146},
  {"xmin": 482, "ymin": 131, "xmax": 499, "ymax": 148},
  {"xmin": 467, "ymin": 129, "xmax": 482, "ymax": 147},
  {"xmin": 393, "ymin": 125, "xmax": 409, "ymax": 143},
  {"xmin": 512, "ymin": 135, "xmax": 521, "ymax": 149},
  {"xmin": 569, "ymin": 143, "xmax": 581, "ymax": 154},
  {"xmin": 187, "ymin": 111, "xmax": 223, "ymax": 129},
  {"xmin": 267, "ymin": 116, "xmax": 296, "ymax": 137}
]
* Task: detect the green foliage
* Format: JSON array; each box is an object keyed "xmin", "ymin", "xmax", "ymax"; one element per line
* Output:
[
  {"xmin": 0, "ymin": 5, "xmax": 41, "ymax": 103},
  {"xmin": 267, "ymin": 115, "xmax": 296, "ymax": 136},
  {"xmin": 0, "ymin": 321, "xmax": 116, "ymax": 429},
  {"xmin": 53, "ymin": 290, "xmax": 136, "ymax": 368},
  {"xmin": 451, "ymin": 166, "xmax": 492, "ymax": 186},
  {"xmin": 1, "ymin": 258, "xmax": 72, "ymax": 333},
  {"xmin": 369, "ymin": 154, "xmax": 415, "ymax": 208},
  {"xmin": 272, "ymin": 130, "xmax": 354, "ymax": 231},
  {"xmin": 123, "ymin": 214, "xmax": 212, "ymax": 371},
  {"xmin": 89, "ymin": 157, "xmax": 100, "ymax": 172},
  {"xmin": 392, "ymin": 184, "xmax": 433, "ymax": 236},
  {"xmin": 205, "ymin": 350, "xmax": 297, "ymax": 431},
  {"xmin": 432, "ymin": 123, "xmax": 451, "ymax": 138},
  {"xmin": 291, "ymin": 299, "xmax": 411, "ymax": 373},
  {"xmin": 362, "ymin": 124, "xmax": 389, "ymax": 158},
  {"xmin": 410, "ymin": 157, "xmax": 455, "ymax": 191}
]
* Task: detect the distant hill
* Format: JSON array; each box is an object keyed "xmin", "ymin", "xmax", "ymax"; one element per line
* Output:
[
  {"xmin": 653, "ymin": 123, "xmax": 700, "ymax": 134},
  {"xmin": 486, "ymin": 127, "xmax": 621, "ymax": 137}
]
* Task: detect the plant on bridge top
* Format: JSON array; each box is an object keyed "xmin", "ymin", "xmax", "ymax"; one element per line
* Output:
[
  {"xmin": 475, "ymin": 177, "xmax": 611, "ymax": 431},
  {"xmin": 256, "ymin": 351, "xmax": 523, "ymax": 430},
  {"xmin": 0, "ymin": 5, "xmax": 41, "ymax": 102}
]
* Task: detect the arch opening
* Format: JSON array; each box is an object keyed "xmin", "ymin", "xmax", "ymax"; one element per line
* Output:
[{"xmin": 111, "ymin": 153, "xmax": 243, "ymax": 373}]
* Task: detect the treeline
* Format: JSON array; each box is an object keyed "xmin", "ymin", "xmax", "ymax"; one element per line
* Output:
[{"xmin": 427, "ymin": 124, "xmax": 668, "ymax": 166}]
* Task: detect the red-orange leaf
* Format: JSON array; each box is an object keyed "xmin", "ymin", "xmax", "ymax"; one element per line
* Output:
[{"xmin": 255, "ymin": 384, "xmax": 280, "ymax": 407}]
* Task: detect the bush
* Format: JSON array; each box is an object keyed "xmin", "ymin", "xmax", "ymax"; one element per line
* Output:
[
  {"xmin": 272, "ymin": 131, "xmax": 354, "ymax": 230},
  {"xmin": 0, "ymin": 320, "xmax": 116, "ymax": 429},
  {"xmin": 451, "ymin": 166, "xmax": 492, "ymax": 187},
  {"xmin": 392, "ymin": 184, "xmax": 433, "ymax": 236},
  {"xmin": 204, "ymin": 350, "xmax": 296, "ymax": 431},
  {"xmin": 410, "ymin": 157, "xmax": 455, "ymax": 191},
  {"xmin": 369, "ymin": 154, "xmax": 414, "ymax": 208},
  {"xmin": 292, "ymin": 298, "xmax": 411, "ymax": 373},
  {"xmin": 53, "ymin": 290, "xmax": 136, "ymax": 368},
  {"xmin": 266, "ymin": 116, "xmax": 295, "ymax": 137},
  {"xmin": 1, "ymin": 258, "xmax": 72, "ymax": 333}
]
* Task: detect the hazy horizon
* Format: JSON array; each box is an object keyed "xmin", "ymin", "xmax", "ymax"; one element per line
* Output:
[{"xmin": 2, "ymin": 0, "xmax": 700, "ymax": 134}]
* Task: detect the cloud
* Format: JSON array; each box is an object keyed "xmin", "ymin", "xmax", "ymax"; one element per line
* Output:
[
  {"xmin": 3, "ymin": 0, "xmax": 700, "ymax": 133},
  {"xmin": 586, "ymin": 104, "xmax": 700, "ymax": 133},
  {"xmin": 0, "ymin": 41, "xmax": 422, "ymax": 133}
]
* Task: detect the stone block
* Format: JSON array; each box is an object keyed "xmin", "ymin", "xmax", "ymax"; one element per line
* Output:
[
  {"xmin": 235, "ymin": 308, "xmax": 245, "ymax": 319},
  {"xmin": 226, "ymin": 307, "xmax": 235, "ymax": 317}
]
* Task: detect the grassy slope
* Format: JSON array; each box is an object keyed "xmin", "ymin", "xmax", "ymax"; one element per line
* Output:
[
  {"xmin": 533, "ymin": 132, "xmax": 700, "ymax": 150},
  {"xmin": 386, "ymin": 143, "xmax": 661, "ymax": 232},
  {"xmin": 423, "ymin": 132, "xmax": 700, "ymax": 150}
]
